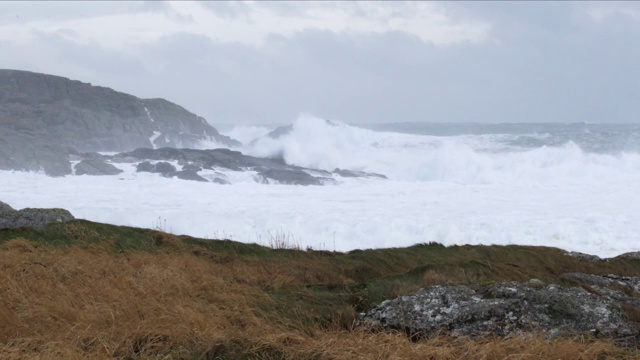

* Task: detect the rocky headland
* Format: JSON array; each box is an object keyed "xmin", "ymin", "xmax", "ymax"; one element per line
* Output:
[{"xmin": 0, "ymin": 69, "xmax": 386, "ymax": 184}]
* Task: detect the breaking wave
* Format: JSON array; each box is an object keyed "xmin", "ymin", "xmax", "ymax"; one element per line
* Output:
[{"xmin": 239, "ymin": 115, "xmax": 640, "ymax": 185}]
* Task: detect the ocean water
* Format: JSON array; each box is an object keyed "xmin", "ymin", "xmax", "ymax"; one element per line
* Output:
[{"xmin": 1, "ymin": 116, "xmax": 639, "ymax": 257}]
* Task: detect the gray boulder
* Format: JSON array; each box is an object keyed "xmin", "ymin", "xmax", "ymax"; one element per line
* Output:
[
  {"xmin": 0, "ymin": 201, "xmax": 74, "ymax": 229},
  {"xmin": 617, "ymin": 252, "xmax": 640, "ymax": 260},
  {"xmin": 182, "ymin": 163, "xmax": 202, "ymax": 172},
  {"xmin": 257, "ymin": 169, "xmax": 327, "ymax": 186},
  {"xmin": 135, "ymin": 161, "xmax": 176, "ymax": 174},
  {"xmin": 359, "ymin": 281, "xmax": 639, "ymax": 341},
  {"xmin": 166, "ymin": 170, "xmax": 208, "ymax": 182},
  {"xmin": 333, "ymin": 168, "xmax": 388, "ymax": 179},
  {"xmin": 136, "ymin": 161, "xmax": 155, "ymax": 172},
  {"xmin": 154, "ymin": 162, "xmax": 177, "ymax": 174},
  {"xmin": 566, "ymin": 251, "xmax": 603, "ymax": 262},
  {"xmin": 74, "ymin": 159, "xmax": 123, "ymax": 176}
]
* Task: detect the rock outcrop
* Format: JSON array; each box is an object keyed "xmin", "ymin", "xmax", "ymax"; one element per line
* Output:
[
  {"xmin": 111, "ymin": 147, "xmax": 336, "ymax": 185},
  {"xmin": 359, "ymin": 278, "xmax": 640, "ymax": 345},
  {"xmin": 74, "ymin": 159, "xmax": 123, "ymax": 176},
  {"xmin": 0, "ymin": 201, "xmax": 74, "ymax": 229},
  {"xmin": 0, "ymin": 69, "xmax": 239, "ymax": 176}
]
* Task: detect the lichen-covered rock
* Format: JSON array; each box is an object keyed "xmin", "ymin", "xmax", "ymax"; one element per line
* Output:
[
  {"xmin": 74, "ymin": 159, "xmax": 123, "ymax": 176},
  {"xmin": 618, "ymin": 252, "xmax": 640, "ymax": 260},
  {"xmin": 0, "ymin": 201, "xmax": 74, "ymax": 229},
  {"xmin": 358, "ymin": 282, "xmax": 639, "ymax": 342},
  {"xmin": 565, "ymin": 251, "xmax": 603, "ymax": 262},
  {"xmin": 560, "ymin": 273, "xmax": 640, "ymax": 310},
  {"xmin": 0, "ymin": 201, "xmax": 14, "ymax": 213}
]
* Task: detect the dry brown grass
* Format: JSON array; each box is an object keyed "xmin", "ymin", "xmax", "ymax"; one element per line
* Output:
[{"xmin": 0, "ymin": 233, "xmax": 639, "ymax": 359}]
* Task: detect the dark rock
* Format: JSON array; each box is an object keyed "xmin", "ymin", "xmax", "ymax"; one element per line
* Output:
[
  {"xmin": 182, "ymin": 163, "xmax": 202, "ymax": 172},
  {"xmin": 135, "ymin": 161, "xmax": 176, "ymax": 174},
  {"xmin": 358, "ymin": 281, "xmax": 639, "ymax": 342},
  {"xmin": 333, "ymin": 168, "xmax": 388, "ymax": 179},
  {"xmin": 167, "ymin": 170, "xmax": 208, "ymax": 182},
  {"xmin": 74, "ymin": 159, "xmax": 123, "ymax": 176},
  {"xmin": 154, "ymin": 162, "xmax": 176, "ymax": 174},
  {"xmin": 0, "ymin": 201, "xmax": 74, "ymax": 229},
  {"xmin": 113, "ymin": 147, "xmax": 384, "ymax": 185},
  {"xmin": 114, "ymin": 147, "xmax": 335, "ymax": 185},
  {"xmin": 212, "ymin": 178, "xmax": 230, "ymax": 185},
  {"xmin": 136, "ymin": 161, "xmax": 155, "ymax": 172},
  {"xmin": 257, "ymin": 169, "xmax": 325, "ymax": 186}
]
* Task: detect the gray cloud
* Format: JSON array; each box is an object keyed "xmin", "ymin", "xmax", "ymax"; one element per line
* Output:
[
  {"xmin": 2, "ymin": 2, "xmax": 639, "ymax": 125},
  {"xmin": 0, "ymin": 1, "xmax": 168, "ymax": 24}
]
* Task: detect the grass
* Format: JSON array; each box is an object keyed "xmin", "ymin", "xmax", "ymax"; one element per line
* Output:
[{"xmin": 0, "ymin": 220, "xmax": 639, "ymax": 359}]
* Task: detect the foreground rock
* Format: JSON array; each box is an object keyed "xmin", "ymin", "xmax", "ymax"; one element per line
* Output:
[
  {"xmin": 359, "ymin": 280, "xmax": 640, "ymax": 345},
  {"xmin": 0, "ymin": 201, "xmax": 74, "ymax": 229}
]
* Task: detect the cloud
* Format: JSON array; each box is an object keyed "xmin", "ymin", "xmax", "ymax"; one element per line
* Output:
[
  {"xmin": 0, "ymin": 1, "xmax": 491, "ymax": 49},
  {"xmin": 1, "ymin": 1, "xmax": 639, "ymax": 125}
]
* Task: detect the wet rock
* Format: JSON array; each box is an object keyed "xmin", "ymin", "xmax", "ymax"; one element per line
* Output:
[
  {"xmin": 136, "ymin": 161, "xmax": 155, "ymax": 172},
  {"xmin": 115, "ymin": 147, "xmax": 362, "ymax": 185},
  {"xmin": 74, "ymin": 159, "xmax": 123, "ymax": 176},
  {"xmin": 333, "ymin": 168, "xmax": 388, "ymax": 179},
  {"xmin": 0, "ymin": 201, "xmax": 74, "ymax": 229},
  {"xmin": 166, "ymin": 170, "xmax": 208, "ymax": 182},
  {"xmin": 359, "ymin": 281, "xmax": 639, "ymax": 342},
  {"xmin": 135, "ymin": 161, "xmax": 176, "ymax": 174},
  {"xmin": 182, "ymin": 163, "xmax": 202, "ymax": 172},
  {"xmin": 154, "ymin": 162, "xmax": 176, "ymax": 174},
  {"xmin": 257, "ymin": 169, "xmax": 326, "ymax": 186}
]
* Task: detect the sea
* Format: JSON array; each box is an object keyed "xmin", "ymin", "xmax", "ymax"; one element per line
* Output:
[{"xmin": 1, "ymin": 116, "xmax": 639, "ymax": 257}]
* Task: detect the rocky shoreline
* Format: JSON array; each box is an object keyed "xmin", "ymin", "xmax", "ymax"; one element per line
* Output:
[{"xmin": 0, "ymin": 69, "xmax": 387, "ymax": 184}]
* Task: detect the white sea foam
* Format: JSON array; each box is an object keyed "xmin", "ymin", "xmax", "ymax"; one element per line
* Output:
[
  {"xmin": 244, "ymin": 115, "xmax": 640, "ymax": 185},
  {"xmin": 1, "ymin": 115, "xmax": 639, "ymax": 257},
  {"xmin": 221, "ymin": 125, "xmax": 271, "ymax": 145},
  {"xmin": 0, "ymin": 169, "xmax": 637, "ymax": 257}
]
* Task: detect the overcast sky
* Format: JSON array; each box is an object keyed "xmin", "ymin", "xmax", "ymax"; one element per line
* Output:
[{"xmin": 1, "ymin": 1, "xmax": 640, "ymax": 125}]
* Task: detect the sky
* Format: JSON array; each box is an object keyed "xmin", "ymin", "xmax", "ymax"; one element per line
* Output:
[{"xmin": 1, "ymin": 1, "xmax": 640, "ymax": 125}]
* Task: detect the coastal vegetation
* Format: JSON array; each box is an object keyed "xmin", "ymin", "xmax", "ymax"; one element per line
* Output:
[{"xmin": 1, "ymin": 220, "xmax": 639, "ymax": 359}]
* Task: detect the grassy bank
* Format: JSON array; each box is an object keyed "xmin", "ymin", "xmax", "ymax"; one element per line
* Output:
[{"xmin": 0, "ymin": 220, "xmax": 639, "ymax": 359}]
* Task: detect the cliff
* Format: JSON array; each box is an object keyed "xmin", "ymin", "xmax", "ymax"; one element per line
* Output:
[{"xmin": 0, "ymin": 69, "xmax": 239, "ymax": 176}]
